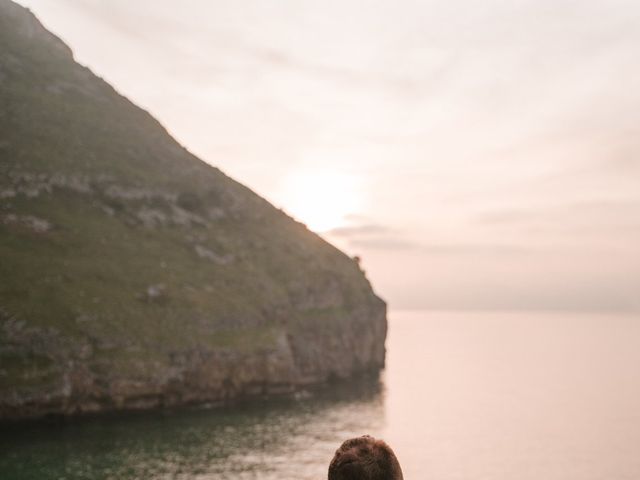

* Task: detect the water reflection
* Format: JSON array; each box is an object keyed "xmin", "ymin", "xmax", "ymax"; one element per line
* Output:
[{"xmin": 0, "ymin": 377, "xmax": 384, "ymax": 480}]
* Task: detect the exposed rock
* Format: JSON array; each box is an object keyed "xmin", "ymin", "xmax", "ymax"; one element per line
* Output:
[
  {"xmin": 2, "ymin": 214, "xmax": 52, "ymax": 233},
  {"xmin": 136, "ymin": 207, "xmax": 169, "ymax": 228},
  {"xmin": 194, "ymin": 245, "xmax": 234, "ymax": 265},
  {"xmin": 104, "ymin": 184, "xmax": 174, "ymax": 202},
  {"xmin": 0, "ymin": 189, "xmax": 16, "ymax": 199},
  {"xmin": 145, "ymin": 284, "xmax": 166, "ymax": 301}
]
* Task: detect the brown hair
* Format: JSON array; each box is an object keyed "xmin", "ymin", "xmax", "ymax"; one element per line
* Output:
[{"xmin": 328, "ymin": 435, "xmax": 404, "ymax": 480}]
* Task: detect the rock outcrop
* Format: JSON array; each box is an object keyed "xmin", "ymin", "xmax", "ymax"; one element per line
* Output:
[{"xmin": 0, "ymin": 0, "xmax": 387, "ymax": 420}]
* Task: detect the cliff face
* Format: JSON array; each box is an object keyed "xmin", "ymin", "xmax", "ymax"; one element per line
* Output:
[{"xmin": 0, "ymin": 0, "xmax": 386, "ymax": 420}]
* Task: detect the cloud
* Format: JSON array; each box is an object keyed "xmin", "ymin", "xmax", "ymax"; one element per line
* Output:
[
  {"xmin": 327, "ymin": 224, "xmax": 391, "ymax": 237},
  {"xmin": 326, "ymin": 217, "xmax": 531, "ymax": 255},
  {"xmin": 347, "ymin": 236, "xmax": 530, "ymax": 255},
  {"xmin": 477, "ymin": 199, "xmax": 640, "ymax": 234},
  {"xmin": 347, "ymin": 237, "xmax": 419, "ymax": 251}
]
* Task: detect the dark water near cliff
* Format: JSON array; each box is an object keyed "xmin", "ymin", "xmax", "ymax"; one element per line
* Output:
[{"xmin": 2, "ymin": 311, "xmax": 640, "ymax": 479}]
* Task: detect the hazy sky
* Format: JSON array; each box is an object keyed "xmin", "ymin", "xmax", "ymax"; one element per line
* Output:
[{"xmin": 16, "ymin": 0, "xmax": 640, "ymax": 311}]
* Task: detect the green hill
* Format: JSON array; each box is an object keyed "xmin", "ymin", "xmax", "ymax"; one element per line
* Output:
[{"xmin": 0, "ymin": 0, "xmax": 386, "ymax": 420}]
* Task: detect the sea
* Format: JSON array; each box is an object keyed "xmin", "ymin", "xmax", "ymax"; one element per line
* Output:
[{"xmin": 2, "ymin": 310, "xmax": 639, "ymax": 480}]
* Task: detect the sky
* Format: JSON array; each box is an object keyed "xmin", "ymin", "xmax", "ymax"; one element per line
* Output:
[{"xmin": 16, "ymin": 0, "xmax": 640, "ymax": 311}]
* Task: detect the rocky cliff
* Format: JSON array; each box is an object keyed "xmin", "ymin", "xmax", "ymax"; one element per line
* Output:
[{"xmin": 0, "ymin": 0, "xmax": 386, "ymax": 420}]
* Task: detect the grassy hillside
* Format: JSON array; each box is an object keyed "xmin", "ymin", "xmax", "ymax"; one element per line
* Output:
[{"xmin": 0, "ymin": 0, "xmax": 386, "ymax": 419}]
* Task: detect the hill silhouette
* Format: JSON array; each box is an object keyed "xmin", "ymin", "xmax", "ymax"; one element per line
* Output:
[{"xmin": 0, "ymin": 0, "xmax": 386, "ymax": 420}]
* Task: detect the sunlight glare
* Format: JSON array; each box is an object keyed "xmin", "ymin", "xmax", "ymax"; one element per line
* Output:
[{"xmin": 278, "ymin": 169, "xmax": 362, "ymax": 233}]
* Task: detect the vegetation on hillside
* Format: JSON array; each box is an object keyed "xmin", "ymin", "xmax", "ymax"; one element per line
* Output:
[{"xmin": 0, "ymin": 0, "xmax": 386, "ymax": 418}]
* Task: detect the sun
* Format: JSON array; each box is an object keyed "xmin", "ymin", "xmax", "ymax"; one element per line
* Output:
[{"xmin": 278, "ymin": 169, "xmax": 362, "ymax": 232}]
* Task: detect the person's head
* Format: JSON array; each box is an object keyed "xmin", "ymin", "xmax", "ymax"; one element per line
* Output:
[{"xmin": 328, "ymin": 435, "xmax": 403, "ymax": 480}]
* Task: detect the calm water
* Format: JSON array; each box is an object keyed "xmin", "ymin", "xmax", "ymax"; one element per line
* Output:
[{"xmin": 2, "ymin": 311, "xmax": 640, "ymax": 479}]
